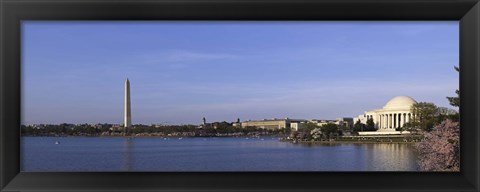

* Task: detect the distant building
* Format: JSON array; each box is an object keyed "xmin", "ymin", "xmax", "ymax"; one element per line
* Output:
[
  {"xmin": 290, "ymin": 122, "xmax": 306, "ymax": 131},
  {"xmin": 307, "ymin": 118, "xmax": 353, "ymax": 130},
  {"xmin": 336, "ymin": 117, "xmax": 354, "ymax": 129},
  {"xmin": 309, "ymin": 119, "xmax": 338, "ymax": 127},
  {"xmin": 241, "ymin": 118, "xmax": 306, "ymax": 130}
]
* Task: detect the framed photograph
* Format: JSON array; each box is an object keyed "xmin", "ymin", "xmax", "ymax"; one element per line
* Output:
[{"xmin": 1, "ymin": 0, "xmax": 479, "ymax": 191}]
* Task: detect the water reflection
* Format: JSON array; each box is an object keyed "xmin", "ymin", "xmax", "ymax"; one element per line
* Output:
[
  {"xmin": 296, "ymin": 142, "xmax": 419, "ymax": 171},
  {"xmin": 122, "ymin": 138, "xmax": 133, "ymax": 171},
  {"xmin": 361, "ymin": 143, "xmax": 419, "ymax": 171},
  {"xmin": 22, "ymin": 137, "xmax": 420, "ymax": 171}
]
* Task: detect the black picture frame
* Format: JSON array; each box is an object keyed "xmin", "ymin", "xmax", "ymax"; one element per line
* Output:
[{"xmin": 1, "ymin": 0, "xmax": 479, "ymax": 191}]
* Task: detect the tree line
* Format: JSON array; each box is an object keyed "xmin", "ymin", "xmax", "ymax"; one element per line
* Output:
[
  {"xmin": 288, "ymin": 122, "xmax": 346, "ymax": 141},
  {"xmin": 21, "ymin": 123, "xmax": 289, "ymax": 137}
]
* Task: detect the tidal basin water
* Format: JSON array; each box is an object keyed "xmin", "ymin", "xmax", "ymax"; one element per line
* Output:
[{"xmin": 21, "ymin": 136, "xmax": 420, "ymax": 171}]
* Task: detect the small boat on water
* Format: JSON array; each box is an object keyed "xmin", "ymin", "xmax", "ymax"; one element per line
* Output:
[{"xmin": 55, "ymin": 141, "xmax": 60, "ymax": 145}]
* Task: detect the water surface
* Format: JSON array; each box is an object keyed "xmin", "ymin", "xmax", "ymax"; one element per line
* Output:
[{"xmin": 21, "ymin": 136, "xmax": 420, "ymax": 171}]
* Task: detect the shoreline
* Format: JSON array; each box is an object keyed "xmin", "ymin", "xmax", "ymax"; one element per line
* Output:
[
  {"xmin": 283, "ymin": 140, "xmax": 418, "ymax": 144},
  {"xmin": 21, "ymin": 135, "xmax": 419, "ymax": 144},
  {"xmin": 20, "ymin": 135, "xmax": 284, "ymax": 138}
]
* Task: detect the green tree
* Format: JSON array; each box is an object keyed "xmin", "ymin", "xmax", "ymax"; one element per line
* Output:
[
  {"xmin": 289, "ymin": 131, "xmax": 299, "ymax": 139},
  {"xmin": 21, "ymin": 125, "xmax": 33, "ymax": 135},
  {"xmin": 321, "ymin": 123, "xmax": 339, "ymax": 139},
  {"xmin": 303, "ymin": 122, "xmax": 319, "ymax": 132},
  {"xmin": 353, "ymin": 119, "xmax": 365, "ymax": 132},
  {"xmin": 436, "ymin": 107, "xmax": 459, "ymax": 123},
  {"xmin": 446, "ymin": 66, "xmax": 460, "ymax": 108},
  {"xmin": 242, "ymin": 126, "xmax": 259, "ymax": 134},
  {"xmin": 86, "ymin": 126, "xmax": 98, "ymax": 135},
  {"xmin": 365, "ymin": 118, "xmax": 376, "ymax": 131},
  {"xmin": 445, "ymin": 66, "xmax": 460, "ymax": 122},
  {"xmin": 410, "ymin": 102, "xmax": 439, "ymax": 132},
  {"xmin": 300, "ymin": 122, "xmax": 319, "ymax": 140}
]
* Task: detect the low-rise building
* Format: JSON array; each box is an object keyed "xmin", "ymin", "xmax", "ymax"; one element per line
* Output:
[
  {"xmin": 309, "ymin": 119, "xmax": 337, "ymax": 127},
  {"xmin": 308, "ymin": 117, "xmax": 354, "ymax": 129},
  {"xmin": 241, "ymin": 118, "xmax": 306, "ymax": 130},
  {"xmin": 336, "ymin": 117, "xmax": 354, "ymax": 129},
  {"xmin": 290, "ymin": 122, "xmax": 306, "ymax": 131}
]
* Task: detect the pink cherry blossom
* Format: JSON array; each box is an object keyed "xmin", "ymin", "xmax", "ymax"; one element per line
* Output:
[{"xmin": 415, "ymin": 119, "xmax": 460, "ymax": 171}]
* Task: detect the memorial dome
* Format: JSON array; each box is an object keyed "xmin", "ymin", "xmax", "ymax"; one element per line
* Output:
[{"xmin": 383, "ymin": 96, "xmax": 417, "ymax": 110}]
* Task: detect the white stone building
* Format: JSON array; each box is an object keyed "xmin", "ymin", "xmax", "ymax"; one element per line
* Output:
[
  {"xmin": 308, "ymin": 118, "xmax": 353, "ymax": 129},
  {"xmin": 354, "ymin": 96, "xmax": 417, "ymax": 132}
]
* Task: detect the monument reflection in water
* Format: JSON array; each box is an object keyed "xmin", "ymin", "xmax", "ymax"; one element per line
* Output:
[{"xmin": 122, "ymin": 138, "xmax": 133, "ymax": 171}]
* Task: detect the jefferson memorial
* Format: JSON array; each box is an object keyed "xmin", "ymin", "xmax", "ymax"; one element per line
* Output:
[{"xmin": 354, "ymin": 96, "xmax": 417, "ymax": 133}]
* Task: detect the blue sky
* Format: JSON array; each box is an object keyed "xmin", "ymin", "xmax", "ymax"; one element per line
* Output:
[{"xmin": 22, "ymin": 21, "xmax": 459, "ymax": 125}]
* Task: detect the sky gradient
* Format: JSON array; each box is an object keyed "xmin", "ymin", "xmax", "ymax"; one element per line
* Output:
[{"xmin": 22, "ymin": 21, "xmax": 459, "ymax": 125}]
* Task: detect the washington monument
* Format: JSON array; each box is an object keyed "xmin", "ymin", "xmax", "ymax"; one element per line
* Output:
[{"xmin": 124, "ymin": 78, "xmax": 131, "ymax": 128}]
